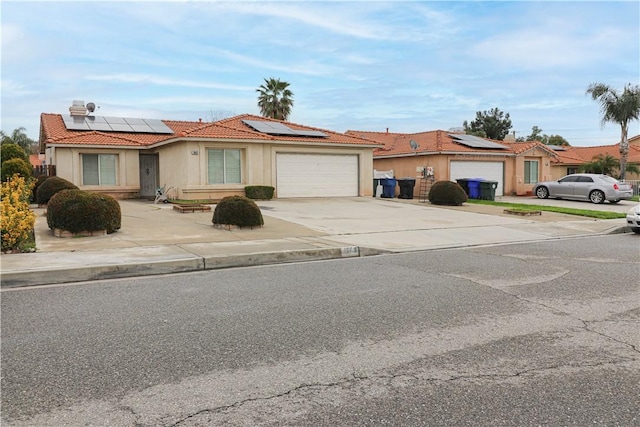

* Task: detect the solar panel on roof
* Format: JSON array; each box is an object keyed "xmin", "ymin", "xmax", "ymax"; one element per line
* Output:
[
  {"xmin": 105, "ymin": 116, "xmax": 127, "ymax": 124},
  {"xmin": 87, "ymin": 121, "xmax": 113, "ymax": 131},
  {"xmin": 295, "ymin": 130, "xmax": 328, "ymax": 137},
  {"xmin": 125, "ymin": 118, "xmax": 146, "ymax": 125},
  {"xmin": 109, "ymin": 124, "xmax": 135, "ymax": 132},
  {"xmin": 63, "ymin": 116, "xmax": 91, "ymax": 130},
  {"xmin": 62, "ymin": 115, "xmax": 173, "ymax": 134},
  {"xmin": 448, "ymin": 134, "xmax": 508, "ymax": 149},
  {"xmin": 242, "ymin": 119, "xmax": 327, "ymax": 137}
]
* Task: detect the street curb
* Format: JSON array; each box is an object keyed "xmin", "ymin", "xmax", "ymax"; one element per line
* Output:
[{"xmin": 1, "ymin": 246, "xmax": 380, "ymax": 289}]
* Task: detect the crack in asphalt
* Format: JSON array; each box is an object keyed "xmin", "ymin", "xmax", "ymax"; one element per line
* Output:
[
  {"xmin": 582, "ymin": 320, "xmax": 640, "ymax": 354},
  {"xmin": 166, "ymin": 357, "xmax": 636, "ymax": 427},
  {"xmin": 168, "ymin": 376, "xmax": 359, "ymax": 427},
  {"xmin": 118, "ymin": 404, "xmax": 144, "ymax": 427},
  {"xmin": 447, "ymin": 267, "xmax": 640, "ymax": 355}
]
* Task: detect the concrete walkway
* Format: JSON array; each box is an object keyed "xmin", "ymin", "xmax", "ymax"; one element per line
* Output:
[{"xmin": 1, "ymin": 196, "xmax": 633, "ymax": 288}]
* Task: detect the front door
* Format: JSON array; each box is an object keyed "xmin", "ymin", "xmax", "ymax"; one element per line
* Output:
[{"xmin": 139, "ymin": 154, "xmax": 158, "ymax": 198}]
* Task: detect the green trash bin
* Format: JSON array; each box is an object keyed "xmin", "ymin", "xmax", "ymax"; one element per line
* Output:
[
  {"xmin": 479, "ymin": 180, "xmax": 498, "ymax": 201},
  {"xmin": 456, "ymin": 178, "xmax": 470, "ymax": 196}
]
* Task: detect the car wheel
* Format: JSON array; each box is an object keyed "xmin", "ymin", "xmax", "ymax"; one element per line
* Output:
[
  {"xmin": 535, "ymin": 186, "xmax": 549, "ymax": 199},
  {"xmin": 589, "ymin": 190, "xmax": 605, "ymax": 204}
]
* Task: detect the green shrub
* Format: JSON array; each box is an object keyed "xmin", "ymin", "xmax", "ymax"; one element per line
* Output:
[
  {"xmin": 31, "ymin": 174, "xmax": 49, "ymax": 202},
  {"xmin": 36, "ymin": 176, "xmax": 78, "ymax": 205},
  {"xmin": 47, "ymin": 189, "xmax": 121, "ymax": 234},
  {"xmin": 1, "ymin": 143, "xmax": 29, "ymax": 164},
  {"xmin": 428, "ymin": 180, "xmax": 468, "ymax": 206},
  {"xmin": 244, "ymin": 185, "xmax": 275, "ymax": 200},
  {"xmin": 212, "ymin": 195, "xmax": 264, "ymax": 228},
  {"xmin": 1, "ymin": 158, "xmax": 32, "ymax": 181}
]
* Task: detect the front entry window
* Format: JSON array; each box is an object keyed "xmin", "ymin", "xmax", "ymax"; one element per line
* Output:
[
  {"xmin": 524, "ymin": 160, "xmax": 539, "ymax": 184},
  {"xmin": 82, "ymin": 154, "xmax": 117, "ymax": 185},
  {"xmin": 207, "ymin": 149, "xmax": 241, "ymax": 184}
]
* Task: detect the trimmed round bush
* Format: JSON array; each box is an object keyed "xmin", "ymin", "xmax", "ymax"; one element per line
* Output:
[
  {"xmin": 244, "ymin": 185, "xmax": 275, "ymax": 200},
  {"xmin": 47, "ymin": 189, "xmax": 121, "ymax": 234},
  {"xmin": 36, "ymin": 176, "xmax": 78, "ymax": 205},
  {"xmin": 31, "ymin": 174, "xmax": 49, "ymax": 202},
  {"xmin": 1, "ymin": 143, "xmax": 29, "ymax": 164},
  {"xmin": 1, "ymin": 158, "xmax": 32, "ymax": 181},
  {"xmin": 212, "ymin": 195, "xmax": 264, "ymax": 228},
  {"xmin": 428, "ymin": 180, "xmax": 468, "ymax": 206}
]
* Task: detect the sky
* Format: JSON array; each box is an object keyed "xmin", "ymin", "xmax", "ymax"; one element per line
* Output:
[{"xmin": 1, "ymin": 1, "xmax": 639, "ymax": 147}]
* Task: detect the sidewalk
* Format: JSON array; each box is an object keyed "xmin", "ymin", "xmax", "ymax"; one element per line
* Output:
[{"xmin": 0, "ymin": 197, "xmax": 631, "ymax": 288}]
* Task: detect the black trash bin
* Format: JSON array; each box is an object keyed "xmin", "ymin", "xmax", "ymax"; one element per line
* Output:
[
  {"xmin": 397, "ymin": 178, "xmax": 416, "ymax": 199},
  {"xmin": 479, "ymin": 180, "xmax": 498, "ymax": 201},
  {"xmin": 456, "ymin": 178, "xmax": 470, "ymax": 196},
  {"xmin": 380, "ymin": 178, "xmax": 397, "ymax": 198}
]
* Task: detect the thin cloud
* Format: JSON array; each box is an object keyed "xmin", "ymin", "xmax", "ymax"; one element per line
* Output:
[{"xmin": 85, "ymin": 74, "xmax": 254, "ymax": 92}]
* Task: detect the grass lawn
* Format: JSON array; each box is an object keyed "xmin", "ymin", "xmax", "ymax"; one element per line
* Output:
[{"xmin": 467, "ymin": 199, "xmax": 627, "ymax": 220}]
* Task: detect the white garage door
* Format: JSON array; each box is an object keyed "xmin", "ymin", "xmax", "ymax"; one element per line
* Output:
[
  {"xmin": 450, "ymin": 161, "xmax": 504, "ymax": 197},
  {"xmin": 276, "ymin": 154, "xmax": 359, "ymax": 198}
]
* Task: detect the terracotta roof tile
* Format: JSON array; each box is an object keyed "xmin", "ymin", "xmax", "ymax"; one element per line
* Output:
[
  {"xmin": 348, "ymin": 129, "xmax": 555, "ymax": 157},
  {"xmin": 40, "ymin": 113, "xmax": 381, "ymax": 148},
  {"xmin": 552, "ymin": 143, "xmax": 640, "ymax": 165}
]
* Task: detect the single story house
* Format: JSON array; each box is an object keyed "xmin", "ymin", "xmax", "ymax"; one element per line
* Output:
[
  {"xmin": 548, "ymin": 135, "xmax": 640, "ymax": 181},
  {"xmin": 39, "ymin": 101, "xmax": 382, "ymax": 200},
  {"xmin": 346, "ymin": 129, "xmax": 558, "ymax": 197}
]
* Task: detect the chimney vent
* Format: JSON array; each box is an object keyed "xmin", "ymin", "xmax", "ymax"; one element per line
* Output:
[{"xmin": 69, "ymin": 100, "xmax": 88, "ymax": 116}]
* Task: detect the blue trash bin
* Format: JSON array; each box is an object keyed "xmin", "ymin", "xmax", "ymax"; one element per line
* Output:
[
  {"xmin": 467, "ymin": 178, "xmax": 483, "ymax": 199},
  {"xmin": 381, "ymin": 178, "xmax": 397, "ymax": 198}
]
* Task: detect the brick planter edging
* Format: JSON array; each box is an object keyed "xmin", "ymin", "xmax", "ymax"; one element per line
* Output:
[
  {"xmin": 53, "ymin": 229, "xmax": 107, "ymax": 238},
  {"xmin": 503, "ymin": 209, "xmax": 542, "ymax": 216}
]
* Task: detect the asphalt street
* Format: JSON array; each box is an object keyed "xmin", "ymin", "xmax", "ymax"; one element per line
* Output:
[{"xmin": 1, "ymin": 234, "xmax": 638, "ymax": 426}]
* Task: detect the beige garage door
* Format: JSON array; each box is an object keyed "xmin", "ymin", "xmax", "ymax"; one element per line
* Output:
[
  {"xmin": 276, "ymin": 154, "xmax": 359, "ymax": 198},
  {"xmin": 450, "ymin": 161, "xmax": 504, "ymax": 196}
]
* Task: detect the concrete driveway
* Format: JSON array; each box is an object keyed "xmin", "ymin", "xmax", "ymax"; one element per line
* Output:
[
  {"xmin": 2, "ymin": 196, "xmax": 631, "ymax": 288},
  {"xmin": 256, "ymin": 197, "xmax": 630, "ymax": 252}
]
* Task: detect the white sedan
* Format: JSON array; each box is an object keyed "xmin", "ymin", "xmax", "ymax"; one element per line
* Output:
[
  {"xmin": 627, "ymin": 204, "xmax": 640, "ymax": 234},
  {"xmin": 534, "ymin": 174, "xmax": 633, "ymax": 204}
]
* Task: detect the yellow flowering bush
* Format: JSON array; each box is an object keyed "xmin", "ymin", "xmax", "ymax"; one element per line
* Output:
[{"xmin": 1, "ymin": 175, "xmax": 36, "ymax": 252}]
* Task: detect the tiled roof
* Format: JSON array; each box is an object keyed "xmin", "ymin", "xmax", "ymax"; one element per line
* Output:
[
  {"xmin": 552, "ymin": 143, "xmax": 640, "ymax": 165},
  {"xmin": 347, "ymin": 129, "xmax": 555, "ymax": 157},
  {"xmin": 29, "ymin": 154, "xmax": 44, "ymax": 167},
  {"xmin": 39, "ymin": 113, "xmax": 381, "ymax": 148}
]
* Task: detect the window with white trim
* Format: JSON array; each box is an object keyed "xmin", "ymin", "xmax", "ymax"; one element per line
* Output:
[
  {"xmin": 207, "ymin": 149, "xmax": 241, "ymax": 184},
  {"xmin": 82, "ymin": 154, "xmax": 117, "ymax": 185},
  {"xmin": 524, "ymin": 160, "xmax": 539, "ymax": 184}
]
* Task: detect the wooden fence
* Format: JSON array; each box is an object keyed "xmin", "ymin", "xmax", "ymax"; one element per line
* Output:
[{"xmin": 32, "ymin": 165, "xmax": 56, "ymax": 177}]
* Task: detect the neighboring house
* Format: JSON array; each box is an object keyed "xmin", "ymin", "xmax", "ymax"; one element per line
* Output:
[
  {"xmin": 39, "ymin": 102, "xmax": 382, "ymax": 200},
  {"xmin": 28, "ymin": 154, "xmax": 45, "ymax": 167},
  {"xmin": 346, "ymin": 129, "xmax": 557, "ymax": 196},
  {"xmin": 549, "ymin": 135, "xmax": 640, "ymax": 181}
]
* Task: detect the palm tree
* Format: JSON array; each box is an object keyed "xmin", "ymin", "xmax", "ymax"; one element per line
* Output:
[
  {"xmin": 1, "ymin": 127, "xmax": 36, "ymax": 153},
  {"xmin": 586, "ymin": 82, "xmax": 640, "ymax": 180},
  {"xmin": 579, "ymin": 153, "xmax": 640, "ymax": 177},
  {"xmin": 256, "ymin": 78, "xmax": 294, "ymax": 121}
]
